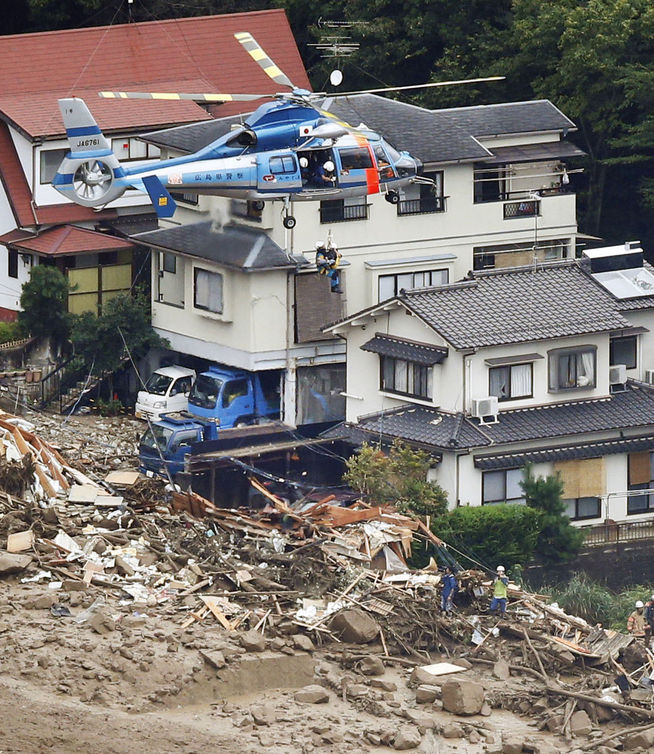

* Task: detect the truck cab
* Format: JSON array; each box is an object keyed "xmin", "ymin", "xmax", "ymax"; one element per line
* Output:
[
  {"xmin": 135, "ymin": 366, "xmax": 196, "ymax": 421},
  {"xmin": 138, "ymin": 414, "xmax": 217, "ymax": 478},
  {"xmin": 187, "ymin": 366, "xmax": 280, "ymax": 427}
]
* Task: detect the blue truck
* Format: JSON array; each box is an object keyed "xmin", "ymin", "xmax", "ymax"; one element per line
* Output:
[
  {"xmin": 186, "ymin": 365, "xmax": 280, "ymax": 427},
  {"xmin": 139, "ymin": 413, "xmax": 219, "ymax": 478}
]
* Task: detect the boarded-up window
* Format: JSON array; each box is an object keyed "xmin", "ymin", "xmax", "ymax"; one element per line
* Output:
[
  {"xmin": 295, "ymin": 271, "xmax": 345, "ymax": 343},
  {"xmin": 554, "ymin": 458, "xmax": 605, "ymax": 498},
  {"xmin": 628, "ymin": 452, "xmax": 651, "ymax": 485}
]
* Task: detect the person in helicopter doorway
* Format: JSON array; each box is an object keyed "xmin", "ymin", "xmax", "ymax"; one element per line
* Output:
[
  {"xmin": 315, "ymin": 241, "xmax": 342, "ymax": 294},
  {"xmin": 312, "ymin": 158, "xmax": 336, "ymax": 187}
]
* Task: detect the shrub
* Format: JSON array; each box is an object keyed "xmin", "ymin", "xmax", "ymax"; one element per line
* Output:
[
  {"xmin": 19, "ymin": 265, "xmax": 70, "ymax": 341},
  {"xmin": 431, "ymin": 503, "xmax": 543, "ymax": 572},
  {"xmin": 543, "ymin": 573, "xmax": 614, "ymax": 625},
  {"xmin": 0, "ymin": 321, "xmax": 25, "ymax": 344}
]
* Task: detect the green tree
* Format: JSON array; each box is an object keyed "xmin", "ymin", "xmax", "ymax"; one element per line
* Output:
[
  {"xmin": 344, "ymin": 440, "xmax": 448, "ymax": 517},
  {"xmin": 430, "ymin": 503, "xmax": 543, "ymax": 571},
  {"xmin": 18, "ymin": 265, "xmax": 70, "ymax": 342},
  {"xmin": 521, "ymin": 464, "xmax": 584, "ymax": 564},
  {"xmin": 70, "ymin": 291, "xmax": 167, "ymax": 375}
]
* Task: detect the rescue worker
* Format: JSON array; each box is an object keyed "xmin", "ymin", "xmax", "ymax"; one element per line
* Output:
[
  {"xmin": 645, "ymin": 594, "xmax": 654, "ymax": 642},
  {"xmin": 489, "ymin": 565, "xmax": 509, "ymax": 618},
  {"xmin": 315, "ymin": 241, "xmax": 342, "ymax": 293},
  {"xmin": 627, "ymin": 600, "xmax": 648, "ymax": 641},
  {"xmin": 440, "ymin": 566, "xmax": 458, "ymax": 615}
]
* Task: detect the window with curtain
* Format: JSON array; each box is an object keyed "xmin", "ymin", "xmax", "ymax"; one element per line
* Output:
[
  {"xmin": 380, "ymin": 356, "xmax": 432, "ymax": 399},
  {"xmin": 193, "ymin": 268, "xmax": 223, "ymax": 314},
  {"xmin": 482, "ymin": 468, "xmax": 525, "ymax": 504},
  {"xmin": 489, "ymin": 363, "xmax": 533, "ymax": 401},
  {"xmin": 627, "ymin": 451, "xmax": 654, "ymax": 514},
  {"xmin": 548, "ymin": 346, "xmax": 596, "ymax": 391}
]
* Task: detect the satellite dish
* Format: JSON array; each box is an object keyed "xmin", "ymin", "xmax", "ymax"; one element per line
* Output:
[{"xmin": 330, "ymin": 70, "xmax": 343, "ymax": 87}]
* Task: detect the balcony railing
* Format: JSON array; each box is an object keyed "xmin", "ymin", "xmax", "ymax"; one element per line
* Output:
[
  {"xmin": 397, "ymin": 196, "xmax": 445, "ymax": 216},
  {"xmin": 503, "ymin": 199, "xmax": 540, "ymax": 219},
  {"xmin": 581, "ymin": 519, "xmax": 654, "ymax": 546},
  {"xmin": 319, "ymin": 202, "xmax": 369, "ymax": 223}
]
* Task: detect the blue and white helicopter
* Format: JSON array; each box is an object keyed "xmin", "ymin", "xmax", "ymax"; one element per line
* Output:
[{"xmin": 53, "ymin": 32, "xmax": 502, "ymax": 228}]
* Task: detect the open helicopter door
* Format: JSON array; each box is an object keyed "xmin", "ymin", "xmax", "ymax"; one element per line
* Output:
[{"xmin": 256, "ymin": 153, "xmax": 302, "ymax": 193}]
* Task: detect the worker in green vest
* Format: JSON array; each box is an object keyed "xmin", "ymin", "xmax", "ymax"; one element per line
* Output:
[{"xmin": 490, "ymin": 565, "xmax": 509, "ymax": 617}]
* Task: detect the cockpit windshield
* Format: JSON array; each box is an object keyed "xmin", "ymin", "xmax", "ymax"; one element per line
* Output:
[
  {"xmin": 189, "ymin": 374, "xmax": 223, "ymax": 410},
  {"xmin": 141, "ymin": 425, "xmax": 173, "ymax": 452}
]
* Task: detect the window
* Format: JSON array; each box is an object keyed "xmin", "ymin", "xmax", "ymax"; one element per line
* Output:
[
  {"xmin": 380, "ymin": 356, "xmax": 432, "ymax": 399},
  {"xmin": 40, "ymin": 149, "xmax": 68, "ymax": 184},
  {"xmin": 319, "ymin": 198, "xmax": 369, "ymax": 223},
  {"xmin": 269, "ymin": 156, "xmax": 297, "ymax": 174},
  {"xmin": 162, "ymin": 253, "xmax": 176, "ymax": 274},
  {"xmin": 231, "ymin": 199, "xmax": 263, "ymax": 222},
  {"xmin": 473, "ymin": 239, "xmax": 569, "ymax": 270},
  {"xmin": 564, "ymin": 497, "xmax": 601, "ymax": 520},
  {"xmin": 222, "ymin": 379, "xmax": 249, "ymax": 408},
  {"xmin": 610, "ymin": 335, "xmax": 637, "ymax": 370},
  {"xmin": 489, "ymin": 363, "xmax": 533, "ymax": 401},
  {"xmin": 474, "ymin": 165, "xmax": 507, "ymax": 203},
  {"xmin": 378, "ymin": 269, "xmax": 449, "ymax": 301},
  {"xmin": 627, "ymin": 451, "xmax": 654, "ymax": 514},
  {"xmin": 7, "ymin": 249, "xmax": 18, "ymax": 279},
  {"xmin": 398, "ymin": 171, "xmax": 445, "ymax": 215},
  {"xmin": 482, "ymin": 468, "xmax": 525, "ymax": 505},
  {"xmin": 194, "ymin": 268, "xmax": 223, "ymax": 314},
  {"xmin": 338, "ymin": 147, "xmax": 373, "ymax": 171},
  {"xmin": 503, "ymin": 200, "xmax": 539, "ymax": 219},
  {"xmin": 111, "ymin": 138, "xmax": 160, "ymax": 162},
  {"xmin": 548, "ymin": 346, "xmax": 596, "ymax": 391}
]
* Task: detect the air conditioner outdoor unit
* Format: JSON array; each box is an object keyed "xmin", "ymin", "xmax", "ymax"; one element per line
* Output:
[
  {"xmin": 645, "ymin": 369, "xmax": 654, "ymax": 386},
  {"xmin": 471, "ymin": 396, "xmax": 499, "ymax": 424},
  {"xmin": 609, "ymin": 364, "xmax": 627, "ymax": 385}
]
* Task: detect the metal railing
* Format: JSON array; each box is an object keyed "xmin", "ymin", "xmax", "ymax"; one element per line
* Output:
[
  {"xmin": 397, "ymin": 196, "xmax": 445, "ymax": 216},
  {"xmin": 581, "ymin": 519, "xmax": 654, "ymax": 546},
  {"xmin": 503, "ymin": 199, "xmax": 540, "ymax": 219},
  {"xmin": 319, "ymin": 202, "xmax": 369, "ymax": 223}
]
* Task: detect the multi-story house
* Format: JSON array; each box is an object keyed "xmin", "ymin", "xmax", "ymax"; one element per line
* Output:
[
  {"xmin": 135, "ymin": 96, "xmax": 584, "ymax": 424},
  {"xmin": 0, "ymin": 10, "xmax": 309, "ymax": 318},
  {"xmin": 324, "ymin": 242, "xmax": 654, "ymax": 526}
]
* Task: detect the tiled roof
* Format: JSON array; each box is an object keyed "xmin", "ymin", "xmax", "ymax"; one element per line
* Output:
[
  {"xmin": 6, "ymin": 226, "xmax": 135, "ymax": 256},
  {"xmin": 0, "ymin": 10, "xmax": 310, "ymax": 138},
  {"xmin": 435, "ymin": 100, "xmax": 576, "ymax": 138},
  {"xmin": 133, "ymin": 221, "xmax": 294, "ymax": 271},
  {"xmin": 142, "ymin": 96, "xmax": 579, "ymax": 166},
  {"xmin": 361, "ymin": 333, "xmax": 448, "ymax": 365},
  {"xmin": 330, "ymin": 382, "xmax": 654, "ymax": 452},
  {"xmin": 400, "ymin": 262, "xmax": 632, "ymax": 349}
]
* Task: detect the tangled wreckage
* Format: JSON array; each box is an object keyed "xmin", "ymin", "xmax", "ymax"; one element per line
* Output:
[{"xmin": 0, "ymin": 408, "xmax": 654, "ymax": 752}]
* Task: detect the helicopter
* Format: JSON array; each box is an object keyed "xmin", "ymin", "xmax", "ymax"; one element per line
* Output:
[{"xmin": 53, "ymin": 32, "xmax": 503, "ymax": 228}]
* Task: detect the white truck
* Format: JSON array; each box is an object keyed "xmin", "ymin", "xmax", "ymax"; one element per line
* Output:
[{"xmin": 135, "ymin": 366, "xmax": 196, "ymax": 421}]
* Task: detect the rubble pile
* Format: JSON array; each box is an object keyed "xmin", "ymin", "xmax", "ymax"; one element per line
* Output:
[{"xmin": 1, "ymin": 409, "xmax": 654, "ymax": 751}]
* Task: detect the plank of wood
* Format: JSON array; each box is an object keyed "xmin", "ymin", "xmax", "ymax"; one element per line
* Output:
[
  {"xmin": 200, "ymin": 596, "xmax": 234, "ymax": 630},
  {"xmin": 105, "ymin": 470, "xmax": 141, "ymax": 486},
  {"xmin": 7, "ymin": 530, "xmax": 34, "ymax": 553},
  {"xmin": 180, "ymin": 605, "xmax": 209, "ymax": 629}
]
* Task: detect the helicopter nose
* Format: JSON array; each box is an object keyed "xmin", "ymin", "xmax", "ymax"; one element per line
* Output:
[{"xmin": 395, "ymin": 154, "xmax": 418, "ymax": 178}]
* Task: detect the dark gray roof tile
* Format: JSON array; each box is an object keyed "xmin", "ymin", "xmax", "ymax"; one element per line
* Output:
[{"xmin": 361, "ymin": 333, "xmax": 447, "ymax": 365}]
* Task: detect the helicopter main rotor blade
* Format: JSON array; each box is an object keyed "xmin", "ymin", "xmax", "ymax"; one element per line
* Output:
[
  {"xmin": 234, "ymin": 32, "xmax": 295, "ymax": 90},
  {"xmin": 332, "ymin": 76, "xmax": 506, "ymax": 97},
  {"xmin": 99, "ymin": 91, "xmax": 268, "ymax": 102}
]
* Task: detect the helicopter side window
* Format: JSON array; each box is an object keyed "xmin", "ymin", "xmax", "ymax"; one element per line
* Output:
[
  {"xmin": 269, "ymin": 156, "xmax": 297, "ymax": 174},
  {"xmin": 374, "ymin": 144, "xmax": 395, "ymax": 179},
  {"xmin": 339, "ymin": 147, "xmax": 373, "ymax": 171}
]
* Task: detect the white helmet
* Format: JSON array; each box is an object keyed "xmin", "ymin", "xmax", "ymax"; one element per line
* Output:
[
  {"xmin": 299, "ymin": 157, "xmax": 308, "ymax": 168},
  {"xmin": 636, "ymin": 600, "xmax": 644, "ymax": 608},
  {"xmin": 496, "ymin": 565, "xmax": 505, "ymax": 573},
  {"xmin": 323, "ymin": 160, "xmax": 335, "ymax": 172},
  {"xmin": 315, "ymin": 241, "xmax": 325, "ymax": 249}
]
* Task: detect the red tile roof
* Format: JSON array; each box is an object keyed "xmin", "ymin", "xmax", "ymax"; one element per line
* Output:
[
  {"xmin": 0, "ymin": 10, "xmax": 310, "ymax": 139},
  {"xmin": 4, "ymin": 225, "xmax": 135, "ymax": 256}
]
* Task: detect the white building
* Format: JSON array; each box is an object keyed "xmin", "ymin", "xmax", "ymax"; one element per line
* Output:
[
  {"xmin": 324, "ymin": 243, "xmax": 654, "ymax": 526},
  {"xmin": 136, "ymin": 97, "xmax": 584, "ymax": 425}
]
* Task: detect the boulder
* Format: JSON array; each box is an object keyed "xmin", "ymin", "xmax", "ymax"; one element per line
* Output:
[
  {"xmin": 569, "ymin": 710, "xmax": 592, "ymax": 737},
  {"xmin": 392, "ymin": 726, "xmax": 422, "ymax": 750},
  {"xmin": 0, "ymin": 552, "xmax": 32, "ymax": 575},
  {"xmin": 415, "ymin": 684, "xmax": 439, "ymax": 704},
  {"xmin": 359, "ymin": 655, "xmax": 385, "ymax": 676},
  {"xmin": 240, "ymin": 629, "xmax": 266, "ymax": 652},
  {"xmin": 441, "ymin": 679, "xmax": 485, "ymax": 716},
  {"xmin": 328, "ymin": 608, "xmax": 380, "ymax": 644},
  {"xmin": 291, "ymin": 633, "xmax": 314, "ymax": 652},
  {"xmin": 502, "ymin": 738, "xmax": 524, "ymax": 754},
  {"xmin": 294, "ymin": 684, "xmax": 329, "ymax": 704},
  {"xmin": 493, "ymin": 658, "xmax": 511, "ymax": 680},
  {"xmin": 623, "ymin": 728, "xmax": 654, "ymax": 750}
]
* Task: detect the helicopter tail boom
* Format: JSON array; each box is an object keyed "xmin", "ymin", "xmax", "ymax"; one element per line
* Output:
[{"xmin": 52, "ymin": 98, "xmax": 127, "ymax": 208}]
